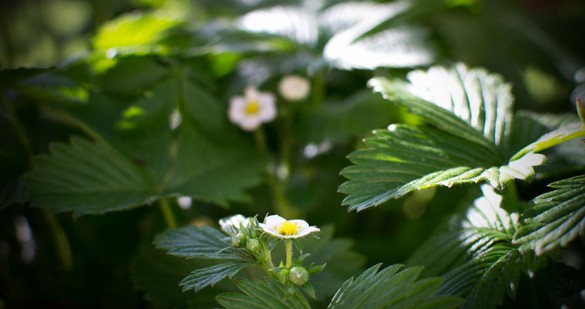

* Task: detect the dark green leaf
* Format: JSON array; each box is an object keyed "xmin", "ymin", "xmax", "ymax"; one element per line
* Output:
[
  {"xmin": 180, "ymin": 262, "xmax": 252, "ymax": 292},
  {"xmin": 131, "ymin": 245, "xmax": 222, "ymax": 308},
  {"xmin": 22, "ymin": 137, "xmax": 155, "ymax": 217},
  {"xmin": 24, "ymin": 73, "xmax": 268, "ymax": 216},
  {"xmin": 154, "ymin": 225, "xmax": 253, "ymax": 262},
  {"xmin": 514, "ymin": 174, "xmax": 585, "ymax": 255},
  {"xmin": 216, "ymin": 279, "xmax": 311, "ymax": 309},
  {"xmin": 328, "ymin": 264, "xmax": 461, "ymax": 309}
]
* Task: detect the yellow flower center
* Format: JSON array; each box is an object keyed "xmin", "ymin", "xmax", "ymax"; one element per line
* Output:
[
  {"xmin": 277, "ymin": 221, "xmax": 299, "ymax": 236},
  {"xmin": 244, "ymin": 101, "xmax": 260, "ymax": 115}
]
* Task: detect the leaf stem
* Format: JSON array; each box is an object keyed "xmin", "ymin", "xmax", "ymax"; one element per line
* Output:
[
  {"xmin": 285, "ymin": 239, "xmax": 293, "ymax": 269},
  {"xmin": 42, "ymin": 209, "xmax": 72, "ymax": 271},
  {"xmin": 159, "ymin": 198, "xmax": 177, "ymax": 228}
]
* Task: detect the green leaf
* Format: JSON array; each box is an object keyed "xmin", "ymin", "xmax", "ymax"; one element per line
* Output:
[
  {"xmin": 180, "ymin": 262, "xmax": 251, "ymax": 292},
  {"xmin": 339, "ymin": 64, "xmax": 579, "ymax": 211},
  {"xmin": 154, "ymin": 225, "xmax": 253, "ymax": 262},
  {"xmin": 216, "ymin": 279, "xmax": 311, "ymax": 309},
  {"xmin": 299, "ymin": 225, "xmax": 366, "ymax": 299},
  {"xmin": 131, "ymin": 245, "xmax": 223, "ymax": 308},
  {"xmin": 238, "ymin": 6, "xmax": 318, "ymax": 47},
  {"xmin": 514, "ymin": 174, "xmax": 585, "ymax": 255},
  {"xmin": 408, "ymin": 185, "xmax": 523, "ymax": 309},
  {"xmin": 93, "ymin": 11, "xmax": 182, "ymax": 54},
  {"xmin": 295, "ymin": 90, "xmax": 402, "ymax": 144},
  {"xmin": 328, "ymin": 264, "xmax": 461, "ymax": 309},
  {"xmin": 323, "ymin": 2, "xmax": 434, "ymax": 69},
  {"xmin": 22, "ymin": 137, "xmax": 155, "ymax": 217},
  {"xmin": 24, "ymin": 73, "xmax": 268, "ymax": 216}
]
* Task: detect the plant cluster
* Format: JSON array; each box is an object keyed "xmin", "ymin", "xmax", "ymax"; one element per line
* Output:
[{"xmin": 1, "ymin": 0, "xmax": 585, "ymax": 308}]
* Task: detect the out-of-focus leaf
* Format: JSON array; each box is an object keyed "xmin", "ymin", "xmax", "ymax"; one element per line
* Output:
[
  {"xmin": 98, "ymin": 56, "xmax": 169, "ymax": 95},
  {"xmin": 514, "ymin": 174, "xmax": 585, "ymax": 255},
  {"xmin": 408, "ymin": 185, "xmax": 523, "ymax": 309},
  {"xmin": 325, "ymin": 26, "xmax": 434, "ymax": 69},
  {"xmin": 131, "ymin": 245, "xmax": 223, "ymax": 308},
  {"xmin": 295, "ymin": 90, "xmax": 401, "ymax": 144},
  {"xmin": 216, "ymin": 279, "xmax": 311, "ymax": 309},
  {"xmin": 323, "ymin": 1, "xmax": 433, "ymax": 69},
  {"xmin": 24, "ymin": 74, "xmax": 268, "ymax": 216},
  {"xmin": 22, "ymin": 137, "xmax": 155, "ymax": 217},
  {"xmin": 328, "ymin": 264, "xmax": 462, "ymax": 309},
  {"xmin": 238, "ymin": 6, "xmax": 318, "ymax": 47},
  {"xmin": 93, "ymin": 11, "xmax": 182, "ymax": 54}
]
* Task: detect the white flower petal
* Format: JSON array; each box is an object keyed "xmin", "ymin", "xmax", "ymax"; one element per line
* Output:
[
  {"xmin": 260, "ymin": 215, "xmax": 319, "ymax": 239},
  {"xmin": 219, "ymin": 214, "xmax": 250, "ymax": 235},
  {"xmin": 278, "ymin": 75, "xmax": 311, "ymax": 101}
]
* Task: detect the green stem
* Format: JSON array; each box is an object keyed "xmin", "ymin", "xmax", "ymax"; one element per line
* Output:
[
  {"xmin": 159, "ymin": 198, "xmax": 177, "ymax": 228},
  {"xmin": 285, "ymin": 239, "xmax": 293, "ymax": 269},
  {"xmin": 42, "ymin": 209, "xmax": 72, "ymax": 271},
  {"xmin": 311, "ymin": 70, "xmax": 325, "ymax": 108}
]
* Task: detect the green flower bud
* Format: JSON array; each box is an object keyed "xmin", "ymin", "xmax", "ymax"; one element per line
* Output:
[
  {"xmin": 231, "ymin": 232, "xmax": 246, "ymax": 247},
  {"xmin": 246, "ymin": 238, "xmax": 260, "ymax": 252},
  {"xmin": 289, "ymin": 266, "xmax": 309, "ymax": 286},
  {"xmin": 271, "ymin": 267, "xmax": 289, "ymax": 284}
]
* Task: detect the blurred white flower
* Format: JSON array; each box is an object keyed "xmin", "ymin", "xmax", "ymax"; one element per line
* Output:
[
  {"xmin": 228, "ymin": 86, "xmax": 276, "ymax": 131},
  {"xmin": 260, "ymin": 215, "xmax": 320, "ymax": 239},
  {"xmin": 219, "ymin": 214, "xmax": 251, "ymax": 235},
  {"xmin": 278, "ymin": 75, "xmax": 311, "ymax": 101}
]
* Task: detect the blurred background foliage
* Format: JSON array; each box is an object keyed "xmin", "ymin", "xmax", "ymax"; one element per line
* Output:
[{"xmin": 1, "ymin": 0, "xmax": 584, "ymax": 308}]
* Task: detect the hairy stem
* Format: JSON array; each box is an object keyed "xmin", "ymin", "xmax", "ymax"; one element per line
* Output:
[{"xmin": 285, "ymin": 239, "xmax": 293, "ymax": 269}]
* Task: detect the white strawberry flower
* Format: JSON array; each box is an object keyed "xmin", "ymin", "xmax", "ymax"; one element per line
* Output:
[
  {"xmin": 260, "ymin": 215, "xmax": 320, "ymax": 239},
  {"xmin": 219, "ymin": 214, "xmax": 251, "ymax": 235},
  {"xmin": 278, "ymin": 75, "xmax": 311, "ymax": 101},
  {"xmin": 228, "ymin": 86, "xmax": 276, "ymax": 131}
]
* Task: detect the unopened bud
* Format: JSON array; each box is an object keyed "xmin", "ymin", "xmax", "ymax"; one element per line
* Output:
[
  {"xmin": 246, "ymin": 238, "xmax": 260, "ymax": 252},
  {"xmin": 278, "ymin": 75, "xmax": 311, "ymax": 101},
  {"xmin": 231, "ymin": 232, "xmax": 246, "ymax": 247},
  {"xmin": 289, "ymin": 266, "xmax": 309, "ymax": 286}
]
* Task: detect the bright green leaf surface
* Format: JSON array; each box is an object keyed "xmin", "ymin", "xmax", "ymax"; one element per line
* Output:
[
  {"xmin": 216, "ymin": 279, "xmax": 311, "ymax": 309},
  {"xmin": 514, "ymin": 174, "xmax": 585, "ymax": 255},
  {"xmin": 339, "ymin": 64, "xmax": 574, "ymax": 211},
  {"xmin": 328, "ymin": 264, "xmax": 461, "ymax": 309}
]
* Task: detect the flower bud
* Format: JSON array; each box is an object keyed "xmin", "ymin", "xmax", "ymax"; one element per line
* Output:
[
  {"xmin": 289, "ymin": 266, "xmax": 309, "ymax": 286},
  {"xmin": 271, "ymin": 267, "xmax": 289, "ymax": 284},
  {"xmin": 231, "ymin": 232, "xmax": 246, "ymax": 247},
  {"xmin": 246, "ymin": 238, "xmax": 260, "ymax": 252},
  {"xmin": 278, "ymin": 75, "xmax": 311, "ymax": 101}
]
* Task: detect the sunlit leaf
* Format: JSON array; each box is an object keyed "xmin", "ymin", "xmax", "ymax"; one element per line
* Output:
[
  {"xmin": 323, "ymin": 2, "xmax": 433, "ymax": 69},
  {"xmin": 408, "ymin": 185, "xmax": 523, "ymax": 309},
  {"xmin": 514, "ymin": 174, "xmax": 585, "ymax": 255},
  {"xmin": 93, "ymin": 11, "xmax": 181, "ymax": 54},
  {"xmin": 237, "ymin": 6, "xmax": 318, "ymax": 47},
  {"xmin": 328, "ymin": 264, "xmax": 462, "ymax": 309},
  {"xmin": 216, "ymin": 279, "xmax": 311, "ymax": 309},
  {"xmin": 339, "ymin": 64, "xmax": 580, "ymax": 211}
]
